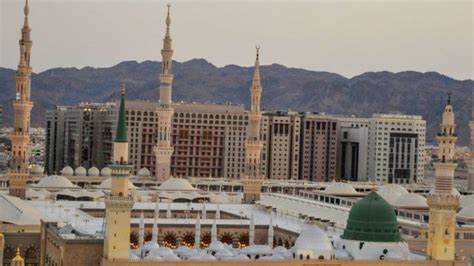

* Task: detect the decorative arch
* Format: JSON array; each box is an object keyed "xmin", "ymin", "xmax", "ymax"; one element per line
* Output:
[
  {"xmin": 163, "ymin": 231, "xmax": 177, "ymax": 248},
  {"xmin": 181, "ymin": 232, "xmax": 195, "ymax": 248},
  {"xmin": 219, "ymin": 232, "xmax": 233, "ymax": 245}
]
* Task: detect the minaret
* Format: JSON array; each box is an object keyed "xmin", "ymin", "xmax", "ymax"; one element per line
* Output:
[
  {"xmin": 166, "ymin": 202, "xmax": 172, "ymax": 218},
  {"xmin": 9, "ymin": 0, "xmax": 34, "ymax": 199},
  {"xmin": 103, "ymin": 82, "xmax": 135, "ymax": 260},
  {"xmin": 154, "ymin": 4, "xmax": 175, "ymax": 180},
  {"xmin": 268, "ymin": 213, "xmax": 274, "ymax": 247},
  {"xmin": 468, "ymin": 90, "xmax": 474, "ymax": 190},
  {"xmin": 211, "ymin": 219, "xmax": 217, "ymax": 242},
  {"xmin": 152, "ymin": 203, "xmax": 159, "ymax": 243},
  {"xmin": 194, "ymin": 213, "xmax": 201, "ymax": 249},
  {"xmin": 215, "ymin": 204, "xmax": 220, "ymax": 220},
  {"xmin": 138, "ymin": 211, "xmax": 145, "ymax": 249},
  {"xmin": 202, "ymin": 203, "xmax": 207, "ymax": 219},
  {"xmin": 249, "ymin": 212, "xmax": 255, "ymax": 245},
  {"xmin": 426, "ymin": 93, "xmax": 460, "ymax": 261},
  {"xmin": 242, "ymin": 47, "xmax": 264, "ymax": 203}
]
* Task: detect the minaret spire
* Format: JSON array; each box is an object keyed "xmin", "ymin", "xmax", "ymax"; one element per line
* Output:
[
  {"xmin": 9, "ymin": 0, "xmax": 34, "ymax": 199},
  {"xmin": 154, "ymin": 4, "xmax": 175, "ymax": 180}
]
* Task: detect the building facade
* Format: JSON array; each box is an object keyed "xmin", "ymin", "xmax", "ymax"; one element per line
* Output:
[
  {"xmin": 45, "ymin": 103, "xmax": 115, "ymax": 174},
  {"xmin": 299, "ymin": 113, "xmax": 338, "ymax": 181},
  {"xmin": 260, "ymin": 111, "xmax": 301, "ymax": 180},
  {"xmin": 367, "ymin": 114, "xmax": 426, "ymax": 184},
  {"xmin": 334, "ymin": 117, "xmax": 369, "ymax": 181}
]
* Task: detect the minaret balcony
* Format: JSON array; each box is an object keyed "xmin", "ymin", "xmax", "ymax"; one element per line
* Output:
[{"xmin": 427, "ymin": 194, "xmax": 460, "ymax": 209}]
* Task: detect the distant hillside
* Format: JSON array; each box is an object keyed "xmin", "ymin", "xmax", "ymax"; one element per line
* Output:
[{"xmin": 0, "ymin": 59, "xmax": 472, "ymax": 145}]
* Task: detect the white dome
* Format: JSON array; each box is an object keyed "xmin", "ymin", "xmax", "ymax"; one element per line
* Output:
[
  {"xmin": 75, "ymin": 166, "xmax": 87, "ymax": 176},
  {"xmin": 30, "ymin": 165, "xmax": 44, "ymax": 176},
  {"xmin": 324, "ymin": 182, "xmax": 357, "ymax": 195},
  {"xmin": 394, "ymin": 193, "xmax": 428, "ymax": 208},
  {"xmin": 61, "ymin": 166, "xmax": 74, "ymax": 176},
  {"xmin": 158, "ymin": 177, "xmax": 196, "ymax": 191},
  {"xmin": 335, "ymin": 248, "xmax": 352, "ymax": 259},
  {"xmin": 378, "ymin": 184, "xmax": 409, "ymax": 195},
  {"xmin": 101, "ymin": 167, "xmax": 112, "ymax": 176},
  {"xmin": 294, "ymin": 227, "xmax": 333, "ymax": 252},
  {"xmin": 138, "ymin": 168, "xmax": 151, "ymax": 177},
  {"xmin": 145, "ymin": 252, "xmax": 163, "ymax": 260},
  {"xmin": 261, "ymin": 254, "xmax": 285, "ymax": 260},
  {"xmin": 224, "ymin": 254, "xmax": 250, "ymax": 260},
  {"xmin": 88, "ymin": 167, "xmax": 100, "ymax": 176},
  {"xmin": 95, "ymin": 177, "xmax": 136, "ymax": 189},
  {"xmin": 385, "ymin": 250, "xmax": 403, "ymax": 260},
  {"xmin": 160, "ymin": 253, "xmax": 180, "ymax": 260},
  {"xmin": 239, "ymin": 245, "xmax": 272, "ymax": 255},
  {"xmin": 215, "ymin": 249, "xmax": 234, "ymax": 258},
  {"xmin": 458, "ymin": 205, "xmax": 474, "ymax": 219},
  {"xmin": 272, "ymin": 246, "xmax": 288, "ymax": 254},
  {"xmin": 129, "ymin": 250, "xmax": 140, "ymax": 260},
  {"xmin": 207, "ymin": 240, "xmax": 225, "ymax": 252},
  {"xmin": 142, "ymin": 240, "xmax": 160, "ymax": 252},
  {"xmin": 429, "ymin": 188, "xmax": 461, "ymax": 197},
  {"xmin": 377, "ymin": 184, "xmax": 409, "ymax": 205},
  {"xmin": 460, "ymin": 195, "xmax": 474, "ymax": 208},
  {"xmin": 36, "ymin": 175, "xmax": 77, "ymax": 188},
  {"xmin": 153, "ymin": 247, "xmax": 174, "ymax": 257}
]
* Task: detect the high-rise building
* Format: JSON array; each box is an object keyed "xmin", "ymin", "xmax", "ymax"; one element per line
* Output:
[
  {"xmin": 124, "ymin": 100, "xmax": 247, "ymax": 178},
  {"xmin": 426, "ymin": 94, "xmax": 460, "ymax": 260},
  {"xmin": 335, "ymin": 117, "xmax": 370, "ymax": 181},
  {"xmin": 299, "ymin": 113, "xmax": 338, "ymax": 181},
  {"xmin": 242, "ymin": 47, "xmax": 264, "ymax": 203},
  {"xmin": 154, "ymin": 4, "xmax": 175, "ymax": 181},
  {"xmin": 260, "ymin": 111, "xmax": 301, "ymax": 180},
  {"xmin": 103, "ymin": 82, "xmax": 134, "ymax": 260},
  {"xmin": 45, "ymin": 103, "xmax": 115, "ymax": 174},
  {"xmin": 9, "ymin": 0, "xmax": 34, "ymax": 199},
  {"xmin": 368, "ymin": 114, "xmax": 425, "ymax": 184}
]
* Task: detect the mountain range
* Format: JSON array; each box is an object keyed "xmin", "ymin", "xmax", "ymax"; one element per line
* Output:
[{"xmin": 0, "ymin": 59, "xmax": 472, "ymax": 145}]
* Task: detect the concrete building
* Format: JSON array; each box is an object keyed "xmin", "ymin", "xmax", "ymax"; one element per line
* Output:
[
  {"xmin": 299, "ymin": 113, "xmax": 338, "ymax": 181},
  {"xmin": 260, "ymin": 111, "xmax": 300, "ymax": 180},
  {"xmin": 368, "ymin": 114, "xmax": 426, "ymax": 184},
  {"xmin": 45, "ymin": 103, "xmax": 115, "ymax": 174},
  {"xmin": 334, "ymin": 117, "xmax": 369, "ymax": 181}
]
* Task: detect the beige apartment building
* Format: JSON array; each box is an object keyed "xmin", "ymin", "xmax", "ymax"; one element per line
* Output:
[
  {"xmin": 299, "ymin": 113, "xmax": 338, "ymax": 181},
  {"xmin": 260, "ymin": 111, "xmax": 301, "ymax": 180},
  {"xmin": 124, "ymin": 100, "xmax": 248, "ymax": 179}
]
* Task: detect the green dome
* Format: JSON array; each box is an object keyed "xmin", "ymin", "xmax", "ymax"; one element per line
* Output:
[{"xmin": 342, "ymin": 191, "xmax": 401, "ymax": 242}]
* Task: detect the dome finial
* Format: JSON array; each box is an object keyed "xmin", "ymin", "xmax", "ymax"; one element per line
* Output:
[
  {"xmin": 24, "ymin": 0, "xmax": 29, "ymax": 17},
  {"xmin": 166, "ymin": 3, "xmax": 171, "ymax": 29},
  {"xmin": 447, "ymin": 92, "xmax": 452, "ymax": 105},
  {"xmin": 255, "ymin": 45, "xmax": 260, "ymax": 63}
]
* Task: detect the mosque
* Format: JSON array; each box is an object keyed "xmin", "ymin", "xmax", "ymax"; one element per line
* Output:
[{"xmin": 0, "ymin": 1, "xmax": 472, "ymax": 266}]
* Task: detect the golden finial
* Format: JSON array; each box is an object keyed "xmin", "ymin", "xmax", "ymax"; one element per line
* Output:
[
  {"xmin": 120, "ymin": 80, "xmax": 126, "ymax": 96},
  {"xmin": 13, "ymin": 247, "xmax": 23, "ymax": 262},
  {"xmin": 255, "ymin": 45, "xmax": 260, "ymax": 61}
]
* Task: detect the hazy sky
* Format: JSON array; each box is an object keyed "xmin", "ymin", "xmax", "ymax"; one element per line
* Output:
[{"xmin": 1, "ymin": 0, "xmax": 473, "ymax": 80}]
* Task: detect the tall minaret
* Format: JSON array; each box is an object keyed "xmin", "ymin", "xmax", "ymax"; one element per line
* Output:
[
  {"xmin": 9, "ymin": 0, "xmax": 34, "ymax": 199},
  {"xmin": 103, "ymin": 82, "xmax": 135, "ymax": 261},
  {"xmin": 426, "ymin": 93, "xmax": 460, "ymax": 261},
  {"xmin": 468, "ymin": 90, "xmax": 474, "ymax": 190},
  {"xmin": 154, "ymin": 4, "xmax": 175, "ymax": 181},
  {"xmin": 242, "ymin": 47, "xmax": 264, "ymax": 203}
]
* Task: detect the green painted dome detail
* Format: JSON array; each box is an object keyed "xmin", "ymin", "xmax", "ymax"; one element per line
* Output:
[
  {"xmin": 115, "ymin": 93, "xmax": 127, "ymax": 143},
  {"xmin": 342, "ymin": 191, "xmax": 401, "ymax": 242}
]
